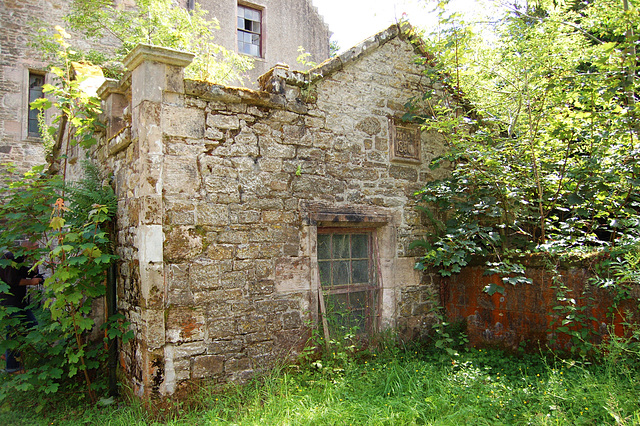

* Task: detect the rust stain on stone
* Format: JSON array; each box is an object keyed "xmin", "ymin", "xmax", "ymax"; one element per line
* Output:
[{"xmin": 181, "ymin": 318, "xmax": 198, "ymax": 340}]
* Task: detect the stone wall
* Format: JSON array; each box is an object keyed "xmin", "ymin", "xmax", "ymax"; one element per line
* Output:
[
  {"xmin": 0, "ymin": 0, "xmax": 328, "ymax": 173},
  {"xmin": 191, "ymin": 0, "xmax": 330, "ymax": 86},
  {"xmin": 0, "ymin": 0, "xmax": 122, "ymax": 175},
  {"xmin": 92, "ymin": 24, "xmax": 449, "ymax": 396},
  {"xmin": 0, "ymin": 0, "xmax": 66, "ymax": 173}
]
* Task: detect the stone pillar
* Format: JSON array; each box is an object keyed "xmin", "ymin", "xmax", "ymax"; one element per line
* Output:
[
  {"xmin": 97, "ymin": 79, "xmax": 128, "ymax": 141},
  {"xmin": 121, "ymin": 45, "xmax": 194, "ymax": 396}
]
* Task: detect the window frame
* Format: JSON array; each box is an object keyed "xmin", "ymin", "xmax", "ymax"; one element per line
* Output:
[
  {"xmin": 317, "ymin": 227, "xmax": 381, "ymax": 336},
  {"xmin": 27, "ymin": 71, "xmax": 46, "ymax": 139},
  {"xmin": 237, "ymin": 3, "xmax": 263, "ymax": 58}
]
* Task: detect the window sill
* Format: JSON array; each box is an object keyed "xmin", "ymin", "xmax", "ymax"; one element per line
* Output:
[{"xmin": 240, "ymin": 53, "xmax": 266, "ymax": 62}]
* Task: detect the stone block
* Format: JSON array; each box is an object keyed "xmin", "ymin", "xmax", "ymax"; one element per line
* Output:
[
  {"xmin": 173, "ymin": 358, "xmax": 191, "ymax": 382},
  {"xmin": 258, "ymin": 157, "xmax": 283, "ymax": 172},
  {"xmin": 203, "ymin": 176, "xmax": 241, "ymax": 202},
  {"xmin": 207, "ymin": 319, "xmax": 237, "ymax": 339},
  {"xmin": 166, "ymin": 307, "xmax": 206, "ymax": 343},
  {"xmin": 236, "ymin": 244, "xmax": 261, "ymax": 259},
  {"xmin": 164, "ymin": 226, "xmax": 203, "ymax": 262},
  {"xmin": 189, "ymin": 260, "xmax": 220, "ymax": 291},
  {"xmin": 207, "ymin": 114, "xmax": 240, "ymax": 130},
  {"xmin": 205, "ymin": 128, "xmax": 224, "ymax": 140},
  {"xmin": 196, "ymin": 203, "xmax": 229, "ymax": 226},
  {"xmin": 164, "ymin": 155, "xmax": 200, "ymax": 194},
  {"xmin": 262, "ymin": 210, "xmax": 298, "ymax": 224},
  {"xmin": 220, "ymin": 271, "xmax": 247, "ymax": 289},
  {"xmin": 139, "ymin": 263, "xmax": 164, "ymax": 309},
  {"xmin": 259, "ymin": 135, "xmax": 296, "ymax": 158},
  {"xmin": 225, "ymin": 357, "xmax": 252, "ymax": 373},
  {"xmin": 192, "ymin": 355, "xmax": 224, "ymax": 378},
  {"xmin": 165, "ymin": 200, "xmax": 196, "ymax": 225},
  {"xmin": 282, "ymin": 312, "xmax": 302, "ymax": 330},
  {"xmin": 389, "ymin": 165, "xmax": 418, "ymax": 182},
  {"xmin": 230, "ymin": 209, "xmax": 261, "ymax": 224},
  {"xmin": 356, "ymin": 117, "xmax": 383, "ymax": 136},
  {"xmin": 217, "ymin": 229, "xmax": 250, "ymax": 244},
  {"xmin": 141, "ymin": 308, "xmax": 166, "ymax": 349},
  {"xmin": 205, "ymin": 244, "xmax": 235, "ymax": 260},
  {"xmin": 207, "ymin": 339, "xmax": 244, "ymax": 354},
  {"xmin": 248, "ymin": 279, "xmax": 274, "ymax": 295},
  {"xmin": 237, "ymin": 315, "xmax": 268, "ymax": 334},
  {"xmin": 269, "ymin": 109, "xmax": 300, "ymax": 125},
  {"xmin": 275, "ymin": 257, "xmax": 311, "ymax": 293},
  {"xmin": 163, "ymin": 106, "xmax": 205, "ymax": 139}
]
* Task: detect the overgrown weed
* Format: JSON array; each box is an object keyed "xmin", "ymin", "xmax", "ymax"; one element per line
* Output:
[{"xmin": 1, "ymin": 338, "xmax": 638, "ymax": 425}]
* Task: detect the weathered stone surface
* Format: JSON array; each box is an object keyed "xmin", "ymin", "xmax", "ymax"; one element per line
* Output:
[
  {"xmin": 356, "ymin": 117, "xmax": 383, "ymax": 135},
  {"xmin": 207, "ymin": 114, "xmax": 240, "ymax": 130},
  {"xmin": 192, "ymin": 355, "xmax": 224, "ymax": 378},
  {"xmin": 164, "ymin": 226, "xmax": 203, "ymax": 262},
  {"xmin": 78, "ymin": 29, "xmax": 453, "ymax": 397},
  {"xmin": 166, "ymin": 307, "xmax": 205, "ymax": 343},
  {"xmin": 163, "ymin": 106, "xmax": 205, "ymax": 138}
]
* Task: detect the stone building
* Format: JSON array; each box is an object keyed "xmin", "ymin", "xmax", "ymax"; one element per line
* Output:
[
  {"xmin": 0, "ymin": 0, "xmax": 329, "ymax": 173},
  {"xmin": 178, "ymin": 0, "xmax": 330, "ymax": 84},
  {"xmin": 90, "ymin": 23, "xmax": 454, "ymax": 396}
]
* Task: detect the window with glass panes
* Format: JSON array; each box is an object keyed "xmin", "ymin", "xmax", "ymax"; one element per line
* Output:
[
  {"xmin": 237, "ymin": 5, "xmax": 262, "ymax": 57},
  {"xmin": 28, "ymin": 72, "xmax": 45, "ymax": 137},
  {"xmin": 317, "ymin": 230, "xmax": 379, "ymax": 335}
]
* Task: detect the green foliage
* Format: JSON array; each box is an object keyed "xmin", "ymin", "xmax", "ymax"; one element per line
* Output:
[
  {"xmin": 329, "ymin": 39, "xmax": 341, "ymax": 57},
  {"xmin": 64, "ymin": 0, "xmax": 253, "ymax": 84},
  {"xmin": 0, "ymin": 29, "xmax": 128, "ymax": 405},
  {"xmin": 296, "ymin": 46, "xmax": 317, "ymax": 69},
  {"xmin": 2, "ymin": 347, "xmax": 639, "ymax": 425},
  {"xmin": 429, "ymin": 307, "xmax": 469, "ymax": 358},
  {"xmin": 0, "ymin": 163, "xmax": 127, "ymax": 404},
  {"xmin": 412, "ymin": 0, "xmax": 640, "ymax": 302},
  {"xmin": 30, "ymin": 26, "xmax": 103, "ymax": 155}
]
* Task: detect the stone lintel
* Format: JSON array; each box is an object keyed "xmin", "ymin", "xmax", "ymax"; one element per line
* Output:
[
  {"xmin": 312, "ymin": 211, "xmax": 389, "ymax": 226},
  {"xmin": 303, "ymin": 203, "xmax": 392, "ymax": 226},
  {"xmin": 123, "ymin": 44, "xmax": 195, "ymax": 72}
]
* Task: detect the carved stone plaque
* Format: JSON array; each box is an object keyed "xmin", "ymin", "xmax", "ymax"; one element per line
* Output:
[{"xmin": 389, "ymin": 118, "xmax": 421, "ymax": 163}]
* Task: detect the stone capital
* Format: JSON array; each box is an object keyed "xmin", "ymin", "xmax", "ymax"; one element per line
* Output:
[{"xmin": 123, "ymin": 44, "xmax": 195, "ymax": 72}]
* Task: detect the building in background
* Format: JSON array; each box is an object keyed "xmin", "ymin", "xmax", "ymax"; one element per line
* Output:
[
  {"xmin": 0, "ymin": 0, "xmax": 330, "ymax": 173},
  {"xmin": 182, "ymin": 0, "xmax": 330, "ymax": 84}
]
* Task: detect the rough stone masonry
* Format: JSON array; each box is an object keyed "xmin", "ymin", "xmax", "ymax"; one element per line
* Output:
[{"xmin": 88, "ymin": 23, "xmax": 456, "ymax": 396}]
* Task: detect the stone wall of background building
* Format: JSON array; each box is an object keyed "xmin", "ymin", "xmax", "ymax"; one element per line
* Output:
[
  {"xmin": 190, "ymin": 0, "xmax": 330, "ymax": 86},
  {"xmin": 1, "ymin": 0, "xmax": 329, "ymax": 174},
  {"xmin": 0, "ymin": 0, "xmax": 68, "ymax": 173},
  {"xmin": 90, "ymin": 25, "xmax": 449, "ymax": 396}
]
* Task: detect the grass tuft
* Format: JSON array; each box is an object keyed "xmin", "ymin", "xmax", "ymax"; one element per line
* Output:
[{"xmin": 1, "ymin": 344, "xmax": 639, "ymax": 425}]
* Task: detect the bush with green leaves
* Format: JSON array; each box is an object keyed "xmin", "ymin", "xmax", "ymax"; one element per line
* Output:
[
  {"xmin": 412, "ymin": 1, "xmax": 640, "ymax": 291},
  {"xmin": 0, "ymin": 164, "xmax": 131, "ymax": 404},
  {"xmin": 408, "ymin": 1, "xmax": 640, "ymax": 356},
  {"xmin": 0, "ymin": 27, "xmax": 132, "ymax": 404}
]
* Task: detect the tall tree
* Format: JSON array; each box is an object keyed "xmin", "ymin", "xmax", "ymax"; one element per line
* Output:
[{"xmin": 412, "ymin": 0, "xmax": 640, "ymax": 292}]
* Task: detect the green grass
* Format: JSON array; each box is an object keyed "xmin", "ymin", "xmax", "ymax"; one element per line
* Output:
[{"xmin": 1, "ymin": 345, "xmax": 639, "ymax": 425}]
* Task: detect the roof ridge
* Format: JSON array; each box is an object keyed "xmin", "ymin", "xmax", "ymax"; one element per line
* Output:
[{"xmin": 257, "ymin": 21, "xmax": 440, "ymax": 91}]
